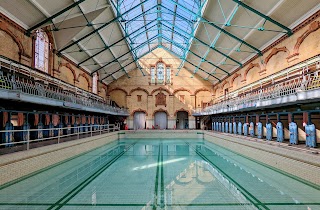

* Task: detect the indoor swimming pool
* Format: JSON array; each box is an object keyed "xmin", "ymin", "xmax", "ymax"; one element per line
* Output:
[{"xmin": 0, "ymin": 137, "xmax": 319, "ymax": 210}]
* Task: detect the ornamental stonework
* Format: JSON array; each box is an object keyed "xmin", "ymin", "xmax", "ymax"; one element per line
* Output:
[{"xmin": 155, "ymin": 92, "xmax": 166, "ymax": 107}]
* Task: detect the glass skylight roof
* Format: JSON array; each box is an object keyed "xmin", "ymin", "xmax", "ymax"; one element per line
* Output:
[{"xmin": 116, "ymin": 0, "xmax": 205, "ymax": 58}]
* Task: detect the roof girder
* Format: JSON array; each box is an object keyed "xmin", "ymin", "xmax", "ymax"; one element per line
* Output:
[
  {"xmin": 166, "ymin": 0, "xmax": 262, "ymax": 56},
  {"xmin": 26, "ymin": 0, "xmax": 87, "ymax": 36},
  {"xmin": 161, "ymin": 23, "xmax": 230, "ymax": 75},
  {"xmin": 92, "ymin": 34, "xmax": 159, "ymax": 74},
  {"xmin": 161, "ymin": 6, "xmax": 242, "ymax": 67},
  {"xmin": 232, "ymin": 0, "xmax": 293, "ymax": 36},
  {"xmin": 58, "ymin": 0, "xmax": 151, "ymax": 53},
  {"xmin": 160, "ymin": 36, "xmax": 221, "ymax": 81},
  {"xmin": 100, "ymin": 44, "xmax": 159, "ymax": 81}
]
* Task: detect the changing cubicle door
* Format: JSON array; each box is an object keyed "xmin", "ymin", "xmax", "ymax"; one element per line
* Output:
[
  {"xmin": 266, "ymin": 123, "xmax": 272, "ymax": 141},
  {"xmin": 154, "ymin": 112, "xmax": 168, "ymax": 129},
  {"xmin": 257, "ymin": 122, "xmax": 263, "ymax": 139},
  {"xmin": 134, "ymin": 112, "xmax": 146, "ymax": 130},
  {"xmin": 238, "ymin": 122, "xmax": 242, "ymax": 135},
  {"xmin": 276, "ymin": 122, "xmax": 284, "ymax": 142},
  {"xmin": 289, "ymin": 122, "xmax": 298, "ymax": 144},
  {"xmin": 249, "ymin": 122, "xmax": 255, "ymax": 137}
]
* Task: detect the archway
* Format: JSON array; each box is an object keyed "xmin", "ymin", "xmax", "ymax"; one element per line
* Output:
[
  {"xmin": 176, "ymin": 111, "xmax": 189, "ymax": 129},
  {"xmin": 133, "ymin": 111, "xmax": 146, "ymax": 130},
  {"xmin": 154, "ymin": 111, "xmax": 168, "ymax": 129}
]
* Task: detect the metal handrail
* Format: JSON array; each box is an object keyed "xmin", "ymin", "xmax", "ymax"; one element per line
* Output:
[
  {"xmin": 0, "ymin": 73, "xmax": 129, "ymax": 114},
  {"xmin": 0, "ymin": 124, "xmax": 120, "ymax": 151},
  {"xmin": 194, "ymin": 74, "xmax": 319, "ymax": 115},
  {"xmin": 0, "ymin": 56, "xmax": 129, "ymax": 115}
]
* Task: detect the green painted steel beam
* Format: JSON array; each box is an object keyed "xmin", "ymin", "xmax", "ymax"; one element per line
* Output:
[
  {"xmin": 176, "ymin": 0, "xmax": 208, "ymax": 75},
  {"xmin": 109, "ymin": 0, "xmax": 149, "ymax": 76},
  {"xmin": 58, "ymin": 0, "xmax": 151, "ymax": 53},
  {"xmin": 92, "ymin": 34, "xmax": 159, "ymax": 74},
  {"xmin": 232, "ymin": 0, "xmax": 293, "ymax": 36},
  {"xmin": 26, "ymin": 0, "xmax": 87, "ymax": 36},
  {"xmin": 185, "ymin": 60, "xmax": 221, "ymax": 82},
  {"xmin": 161, "ymin": 6, "xmax": 242, "ymax": 66},
  {"xmin": 161, "ymin": 24, "xmax": 230, "ymax": 75},
  {"xmin": 100, "ymin": 45, "xmax": 159, "ymax": 81},
  {"xmin": 167, "ymin": 0, "xmax": 262, "ymax": 55},
  {"xmin": 160, "ymin": 37, "xmax": 221, "ymax": 81},
  {"xmin": 75, "ymin": 2, "xmax": 130, "ymax": 78},
  {"xmin": 161, "ymin": 45, "xmax": 220, "ymax": 81},
  {"xmin": 78, "ymin": 20, "xmax": 157, "ymax": 67}
]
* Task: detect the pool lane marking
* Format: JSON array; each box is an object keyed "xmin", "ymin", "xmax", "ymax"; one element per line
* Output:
[
  {"xmin": 1, "ymin": 202, "xmax": 320, "ymax": 206},
  {"xmin": 186, "ymin": 142, "xmax": 269, "ymax": 210},
  {"xmin": 160, "ymin": 143, "xmax": 165, "ymax": 208},
  {"xmin": 153, "ymin": 143, "xmax": 161, "ymax": 210},
  {"xmin": 0, "ymin": 139, "xmax": 119, "ymax": 191},
  {"xmin": 48, "ymin": 142, "xmax": 136, "ymax": 210},
  {"xmin": 205, "ymin": 137, "xmax": 320, "ymax": 191}
]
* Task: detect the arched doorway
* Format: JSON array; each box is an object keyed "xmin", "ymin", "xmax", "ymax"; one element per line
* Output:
[
  {"xmin": 133, "ymin": 112, "xmax": 146, "ymax": 130},
  {"xmin": 176, "ymin": 111, "xmax": 189, "ymax": 129},
  {"xmin": 154, "ymin": 112, "xmax": 167, "ymax": 129}
]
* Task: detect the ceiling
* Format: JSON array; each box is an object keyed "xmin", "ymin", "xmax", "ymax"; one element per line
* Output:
[{"xmin": 0, "ymin": 0, "xmax": 319, "ymax": 84}]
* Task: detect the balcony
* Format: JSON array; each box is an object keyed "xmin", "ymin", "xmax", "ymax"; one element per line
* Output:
[
  {"xmin": 0, "ymin": 55, "xmax": 129, "ymax": 116},
  {"xmin": 193, "ymin": 55, "xmax": 320, "ymax": 116}
]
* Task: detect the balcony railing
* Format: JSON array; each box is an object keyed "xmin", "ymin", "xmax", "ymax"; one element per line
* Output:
[
  {"xmin": 0, "ymin": 55, "xmax": 129, "ymax": 115},
  {"xmin": 194, "ymin": 55, "xmax": 320, "ymax": 116}
]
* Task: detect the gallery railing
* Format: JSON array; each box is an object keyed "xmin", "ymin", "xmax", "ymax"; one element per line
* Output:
[
  {"xmin": 0, "ymin": 55, "xmax": 128, "ymax": 115},
  {"xmin": 194, "ymin": 55, "xmax": 320, "ymax": 115}
]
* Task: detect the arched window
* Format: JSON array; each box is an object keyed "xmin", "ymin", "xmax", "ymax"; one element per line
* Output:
[
  {"xmin": 92, "ymin": 73, "xmax": 98, "ymax": 94},
  {"xmin": 157, "ymin": 62, "xmax": 165, "ymax": 83},
  {"xmin": 35, "ymin": 29, "xmax": 49, "ymax": 73},
  {"xmin": 150, "ymin": 61, "xmax": 171, "ymax": 85}
]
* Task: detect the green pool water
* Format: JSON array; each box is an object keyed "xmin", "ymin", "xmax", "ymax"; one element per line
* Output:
[{"xmin": 0, "ymin": 138, "xmax": 319, "ymax": 210}]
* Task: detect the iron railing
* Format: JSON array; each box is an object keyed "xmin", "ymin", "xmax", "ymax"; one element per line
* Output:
[
  {"xmin": 194, "ymin": 56, "xmax": 320, "ymax": 115},
  {"xmin": 0, "ymin": 124, "xmax": 120, "ymax": 153},
  {"xmin": 0, "ymin": 56, "xmax": 129, "ymax": 115}
]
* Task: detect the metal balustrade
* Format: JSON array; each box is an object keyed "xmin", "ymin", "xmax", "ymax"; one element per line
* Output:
[
  {"xmin": 194, "ymin": 74, "xmax": 320, "ymax": 116},
  {"xmin": 0, "ymin": 57, "xmax": 129, "ymax": 115},
  {"xmin": 0, "ymin": 124, "xmax": 120, "ymax": 153}
]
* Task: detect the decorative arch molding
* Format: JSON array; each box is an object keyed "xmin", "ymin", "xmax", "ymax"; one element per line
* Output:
[
  {"xmin": 129, "ymin": 87, "xmax": 150, "ymax": 96},
  {"xmin": 264, "ymin": 47, "xmax": 289, "ymax": 64},
  {"xmin": 131, "ymin": 108, "xmax": 148, "ymax": 116},
  {"xmin": 174, "ymin": 108, "xmax": 191, "ymax": 116},
  {"xmin": 100, "ymin": 84, "xmax": 107, "ymax": 92},
  {"xmin": 58, "ymin": 63, "xmax": 77, "ymax": 82},
  {"xmin": 211, "ymin": 86, "xmax": 219, "ymax": 97},
  {"xmin": 194, "ymin": 87, "xmax": 212, "ymax": 96},
  {"xmin": 173, "ymin": 87, "xmax": 193, "ymax": 95},
  {"xmin": 152, "ymin": 108, "xmax": 170, "ymax": 117},
  {"xmin": 77, "ymin": 73, "xmax": 91, "ymax": 88},
  {"xmin": 151, "ymin": 87, "xmax": 172, "ymax": 95},
  {"xmin": 99, "ymin": 84, "xmax": 107, "ymax": 95},
  {"xmin": 221, "ymin": 80, "xmax": 230, "ymax": 89},
  {"xmin": 0, "ymin": 20, "xmax": 26, "ymax": 57},
  {"xmin": 230, "ymin": 73, "xmax": 241, "ymax": 89},
  {"xmin": 243, "ymin": 63, "xmax": 260, "ymax": 82},
  {"xmin": 107, "ymin": 87, "xmax": 128, "ymax": 96},
  {"xmin": 288, "ymin": 21, "xmax": 320, "ymax": 59}
]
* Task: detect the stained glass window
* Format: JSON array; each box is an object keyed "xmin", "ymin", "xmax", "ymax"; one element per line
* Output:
[
  {"xmin": 157, "ymin": 62, "xmax": 165, "ymax": 83},
  {"xmin": 35, "ymin": 30, "xmax": 49, "ymax": 73},
  {"xmin": 150, "ymin": 62, "xmax": 172, "ymax": 85}
]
